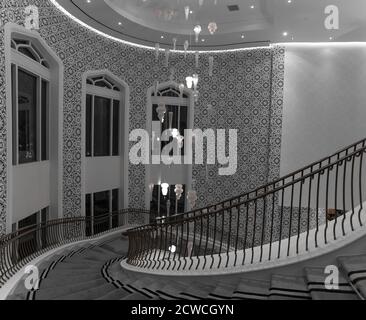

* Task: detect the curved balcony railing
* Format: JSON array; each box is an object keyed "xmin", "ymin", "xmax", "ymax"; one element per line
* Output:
[
  {"xmin": 0, "ymin": 209, "xmax": 152, "ymax": 287},
  {"xmin": 126, "ymin": 139, "xmax": 366, "ymax": 271}
]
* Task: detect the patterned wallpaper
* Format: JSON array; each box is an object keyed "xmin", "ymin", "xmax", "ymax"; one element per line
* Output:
[{"xmin": 0, "ymin": 0, "xmax": 285, "ymax": 236}]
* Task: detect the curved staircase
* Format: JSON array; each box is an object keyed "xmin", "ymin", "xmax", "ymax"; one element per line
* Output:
[
  {"xmin": 1, "ymin": 138, "xmax": 366, "ymax": 300},
  {"xmin": 5, "ymin": 234, "xmax": 366, "ymax": 300}
]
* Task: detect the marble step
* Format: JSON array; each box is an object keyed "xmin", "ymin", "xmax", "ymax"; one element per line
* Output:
[
  {"xmin": 35, "ymin": 278, "xmax": 107, "ymax": 300},
  {"xmin": 338, "ymin": 255, "xmax": 366, "ymax": 299},
  {"xmin": 270, "ymin": 275, "xmax": 311, "ymax": 300},
  {"xmin": 232, "ymin": 278, "xmax": 270, "ymax": 300},
  {"xmin": 95, "ymin": 288, "xmax": 132, "ymax": 300},
  {"xmin": 53, "ymin": 283, "xmax": 115, "ymax": 300},
  {"xmin": 305, "ymin": 267, "xmax": 359, "ymax": 300}
]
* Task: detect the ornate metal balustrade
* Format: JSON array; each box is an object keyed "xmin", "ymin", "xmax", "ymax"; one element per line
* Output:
[
  {"xmin": 126, "ymin": 139, "xmax": 366, "ymax": 271},
  {"xmin": 0, "ymin": 209, "xmax": 152, "ymax": 287}
]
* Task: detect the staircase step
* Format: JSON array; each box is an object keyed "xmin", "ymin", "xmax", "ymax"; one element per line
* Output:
[
  {"xmin": 35, "ymin": 279, "xmax": 107, "ymax": 300},
  {"xmin": 155, "ymin": 281, "xmax": 190, "ymax": 300},
  {"xmin": 121, "ymin": 292, "xmax": 153, "ymax": 300},
  {"xmin": 338, "ymin": 255, "xmax": 366, "ymax": 299},
  {"xmin": 270, "ymin": 275, "xmax": 311, "ymax": 300},
  {"xmin": 52, "ymin": 283, "xmax": 115, "ymax": 300},
  {"xmin": 179, "ymin": 281, "xmax": 216, "ymax": 300},
  {"xmin": 52, "ymin": 263, "xmax": 101, "ymax": 271},
  {"xmin": 305, "ymin": 267, "xmax": 359, "ymax": 300},
  {"xmin": 39, "ymin": 273, "xmax": 104, "ymax": 289},
  {"xmin": 233, "ymin": 278, "xmax": 270, "ymax": 300},
  {"xmin": 95, "ymin": 288, "xmax": 132, "ymax": 300},
  {"xmin": 208, "ymin": 280, "xmax": 237, "ymax": 300}
]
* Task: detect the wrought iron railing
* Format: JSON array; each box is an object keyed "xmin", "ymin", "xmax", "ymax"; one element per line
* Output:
[
  {"xmin": 0, "ymin": 209, "xmax": 151, "ymax": 287},
  {"xmin": 126, "ymin": 139, "xmax": 366, "ymax": 271}
]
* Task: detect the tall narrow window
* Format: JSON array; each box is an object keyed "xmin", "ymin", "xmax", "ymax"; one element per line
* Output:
[
  {"xmin": 86, "ymin": 95, "xmax": 92, "ymax": 157},
  {"xmin": 151, "ymin": 86, "xmax": 189, "ymax": 156},
  {"xmin": 85, "ymin": 189, "xmax": 120, "ymax": 234},
  {"xmin": 112, "ymin": 100, "xmax": 120, "ymax": 156},
  {"xmin": 150, "ymin": 184, "xmax": 186, "ymax": 218},
  {"xmin": 18, "ymin": 69, "xmax": 38, "ymax": 164},
  {"xmin": 11, "ymin": 37, "xmax": 50, "ymax": 165},
  {"xmin": 41, "ymin": 80, "xmax": 49, "ymax": 161},
  {"xmin": 94, "ymin": 96, "xmax": 111, "ymax": 157},
  {"xmin": 86, "ymin": 75, "xmax": 121, "ymax": 157}
]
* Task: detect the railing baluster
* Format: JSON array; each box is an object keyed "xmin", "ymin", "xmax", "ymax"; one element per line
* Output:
[
  {"xmin": 242, "ymin": 202, "xmax": 249, "ymax": 265},
  {"xmin": 315, "ymin": 166, "xmax": 321, "ymax": 248},
  {"xmin": 287, "ymin": 178, "xmax": 295, "ymax": 257},
  {"xmin": 325, "ymin": 161, "xmax": 330, "ymax": 244},
  {"xmin": 234, "ymin": 205, "xmax": 240, "ymax": 267},
  {"xmin": 342, "ymin": 150, "xmax": 348, "ymax": 236},
  {"xmin": 334, "ymin": 154, "xmax": 340, "ymax": 240},
  {"xmin": 278, "ymin": 185, "xmax": 285, "ymax": 259},
  {"xmin": 210, "ymin": 207, "xmax": 217, "ymax": 269},
  {"xmin": 226, "ymin": 205, "xmax": 233, "ymax": 268},
  {"xmin": 306, "ymin": 167, "xmax": 313, "ymax": 251},
  {"xmin": 358, "ymin": 144, "xmax": 365, "ymax": 226}
]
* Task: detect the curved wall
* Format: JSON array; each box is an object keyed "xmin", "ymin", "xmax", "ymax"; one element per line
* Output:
[{"xmin": 0, "ymin": 0, "xmax": 285, "ymax": 235}]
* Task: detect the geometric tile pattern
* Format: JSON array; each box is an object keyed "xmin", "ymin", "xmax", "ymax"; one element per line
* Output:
[{"xmin": 0, "ymin": 0, "xmax": 285, "ymax": 236}]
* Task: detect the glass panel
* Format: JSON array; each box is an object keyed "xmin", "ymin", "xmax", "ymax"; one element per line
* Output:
[
  {"xmin": 85, "ymin": 193, "xmax": 92, "ymax": 236},
  {"xmin": 41, "ymin": 207, "xmax": 49, "ymax": 249},
  {"xmin": 150, "ymin": 185, "xmax": 186, "ymax": 219},
  {"xmin": 112, "ymin": 189, "xmax": 119, "ymax": 212},
  {"xmin": 18, "ymin": 212, "xmax": 38, "ymax": 260},
  {"xmin": 112, "ymin": 100, "xmax": 120, "ymax": 156},
  {"xmin": 112, "ymin": 189, "xmax": 119, "ymax": 228},
  {"xmin": 18, "ymin": 69, "xmax": 38, "ymax": 164},
  {"xmin": 94, "ymin": 79, "xmax": 112, "ymax": 89},
  {"xmin": 11, "ymin": 64, "xmax": 17, "ymax": 165},
  {"xmin": 18, "ymin": 46, "xmax": 38, "ymax": 62},
  {"xmin": 150, "ymin": 185, "xmax": 160, "ymax": 223},
  {"xmin": 41, "ymin": 80, "xmax": 49, "ymax": 161},
  {"xmin": 93, "ymin": 190, "xmax": 110, "ymax": 233},
  {"xmin": 86, "ymin": 95, "xmax": 92, "ymax": 157},
  {"xmin": 94, "ymin": 96, "xmax": 111, "ymax": 157}
]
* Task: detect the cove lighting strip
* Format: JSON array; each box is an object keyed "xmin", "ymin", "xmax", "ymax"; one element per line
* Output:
[
  {"xmin": 277, "ymin": 42, "xmax": 366, "ymax": 47},
  {"xmin": 51, "ymin": 1, "xmax": 366, "ymax": 53}
]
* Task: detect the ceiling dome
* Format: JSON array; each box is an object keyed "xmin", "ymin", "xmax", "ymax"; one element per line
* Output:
[{"xmin": 55, "ymin": 0, "xmax": 366, "ymax": 51}]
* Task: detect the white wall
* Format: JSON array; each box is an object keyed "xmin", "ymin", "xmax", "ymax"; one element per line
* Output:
[
  {"xmin": 85, "ymin": 157, "xmax": 121, "ymax": 194},
  {"xmin": 12, "ymin": 162, "xmax": 50, "ymax": 223},
  {"xmin": 281, "ymin": 44, "xmax": 366, "ymax": 176}
]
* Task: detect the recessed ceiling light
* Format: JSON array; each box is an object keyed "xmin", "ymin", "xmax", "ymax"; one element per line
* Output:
[
  {"xmin": 283, "ymin": 31, "xmax": 288, "ymax": 37},
  {"xmin": 250, "ymin": 5, "xmax": 255, "ymax": 9},
  {"xmin": 86, "ymin": 0, "xmax": 91, "ymax": 3},
  {"xmin": 288, "ymin": 0, "xmax": 292, "ymax": 3}
]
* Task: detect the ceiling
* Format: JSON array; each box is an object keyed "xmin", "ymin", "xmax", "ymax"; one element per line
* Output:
[{"xmin": 55, "ymin": 0, "xmax": 366, "ymax": 50}]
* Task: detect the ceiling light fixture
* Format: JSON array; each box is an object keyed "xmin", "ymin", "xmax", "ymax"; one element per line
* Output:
[
  {"xmin": 208, "ymin": 22, "xmax": 218, "ymax": 35},
  {"xmin": 194, "ymin": 25, "xmax": 202, "ymax": 42},
  {"xmin": 184, "ymin": 6, "xmax": 190, "ymax": 20}
]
